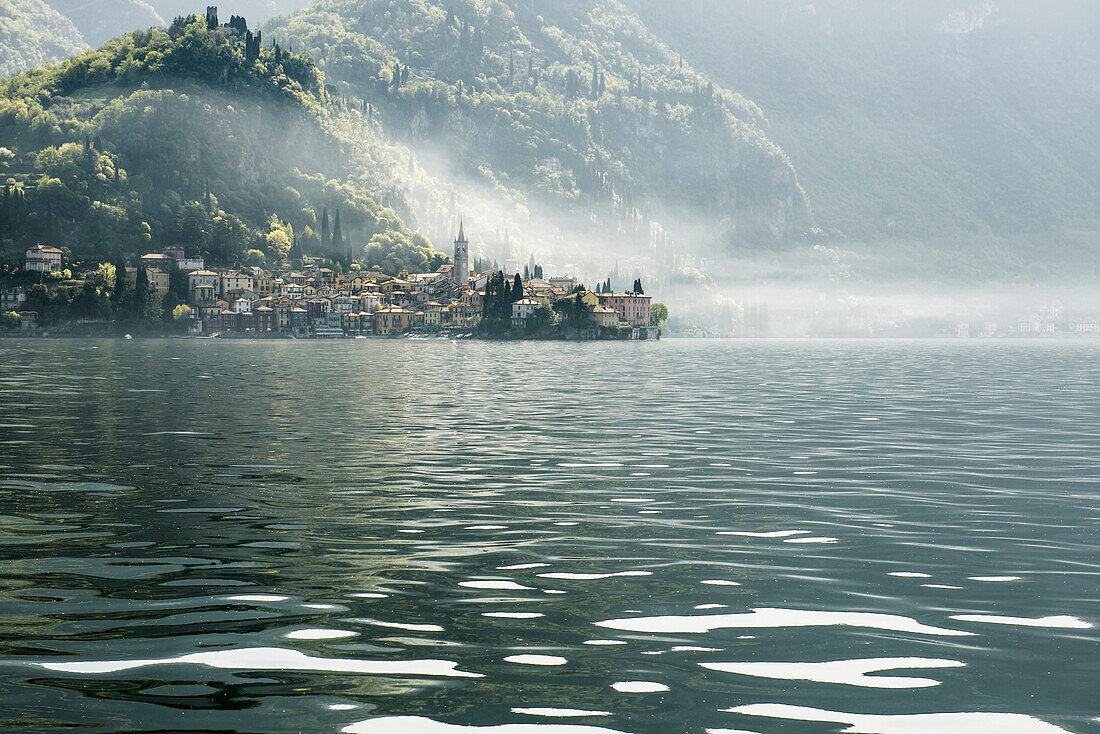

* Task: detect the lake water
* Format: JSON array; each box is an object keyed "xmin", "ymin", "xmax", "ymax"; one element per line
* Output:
[{"xmin": 0, "ymin": 338, "xmax": 1096, "ymax": 734}]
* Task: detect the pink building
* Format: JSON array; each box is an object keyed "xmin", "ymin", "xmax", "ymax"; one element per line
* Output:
[{"xmin": 598, "ymin": 292, "xmax": 652, "ymax": 327}]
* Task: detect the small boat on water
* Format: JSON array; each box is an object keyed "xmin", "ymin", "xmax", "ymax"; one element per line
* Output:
[{"xmin": 123, "ymin": 334, "xmax": 132, "ymax": 339}]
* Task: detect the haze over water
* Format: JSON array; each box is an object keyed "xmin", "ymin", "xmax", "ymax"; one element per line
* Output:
[{"xmin": 0, "ymin": 339, "xmax": 1097, "ymax": 733}]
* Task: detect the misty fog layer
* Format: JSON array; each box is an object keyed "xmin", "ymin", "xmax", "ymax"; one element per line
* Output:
[{"xmin": 2, "ymin": 0, "xmax": 1097, "ymax": 335}]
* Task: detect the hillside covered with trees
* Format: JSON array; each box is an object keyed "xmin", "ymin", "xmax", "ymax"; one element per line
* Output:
[
  {"xmin": 0, "ymin": 0, "xmax": 87, "ymax": 77},
  {"xmin": 0, "ymin": 12, "xmax": 445, "ymax": 276},
  {"xmin": 264, "ymin": 0, "xmax": 810, "ymax": 262}
]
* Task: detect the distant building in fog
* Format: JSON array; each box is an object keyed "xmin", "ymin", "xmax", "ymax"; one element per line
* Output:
[{"xmin": 453, "ymin": 222, "xmax": 469, "ymax": 285}]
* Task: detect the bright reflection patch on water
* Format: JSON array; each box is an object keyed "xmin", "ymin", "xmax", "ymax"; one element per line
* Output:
[
  {"xmin": 950, "ymin": 615, "xmax": 1093, "ymax": 629},
  {"xmin": 461, "ymin": 580, "xmax": 534, "ymax": 590},
  {"xmin": 503, "ymin": 655, "xmax": 567, "ymax": 666},
  {"xmin": 36, "ymin": 647, "xmax": 482, "ymax": 677},
  {"xmin": 610, "ymin": 681, "xmax": 669, "ymax": 693},
  {"xmin": 356, "ymin": 618, "xmax": 445, "ymax": 632},
  {"xmin": 595, "ymin": 608, "xmax": 973, "ymax": 635},
  {"xmin": 717, "ymin": 530, "xmax": 809, "ymax": 538},
  {"xmin": 700, "ymin": 657, "xmax": 965, "ymax": 688},
  {"xmin": 725, "ymin": 704, "xmax": 1074, "ymax": 733},
  {"xmin": 284, "ymin": 628, "xmax": 358, "ymax": 639},
  {"xmin": 537, "ymin": 571, "xmax": 651, "ymax": 580},
  {"xmin": 343, "ymin": 717, "xmax": 628, "ymax": 733}
]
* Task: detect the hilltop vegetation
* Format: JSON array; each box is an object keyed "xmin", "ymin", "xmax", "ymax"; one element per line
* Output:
[
  {"xmin": 0, "ymin": 13, "xmax": 444, "ymax": 275},
  {"xmin": 43, "ymin": 0, "xmax": 163, "ymax": 47},
  {"xmin": 265, "ymin": 0, "xmax": 809, "ymax": 255},
  {"xmin": 0, "ymin": 0, "xmax": 87, "ymax": 77}
]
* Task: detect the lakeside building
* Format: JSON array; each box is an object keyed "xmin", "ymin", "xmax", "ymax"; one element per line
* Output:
[
  {"xmin": 597, "ymin": 292, "xmax": 653, "ymax": 327},
  {"xmin": 1, "ymin": 287, "xmax": 27, "ymax": 311},
  {"xmin": 24, "ymin": 245, "xmax": 63, "ymax": 273},
  {"xmin": 142, "ymin": 248, "xmax": 205, "ymax": 273},
  {"xmin": 115, "ymin": 226, "xmax": 666, "ymax": 340},
  {"xmin": 125, "ymin": 266, "xmax": 169, "ymax": 296}
]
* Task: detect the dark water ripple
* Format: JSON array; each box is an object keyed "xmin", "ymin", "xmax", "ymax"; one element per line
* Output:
[{"xmin": 0, "ymin": 339, "xmax": 1097, "ymax": 733}]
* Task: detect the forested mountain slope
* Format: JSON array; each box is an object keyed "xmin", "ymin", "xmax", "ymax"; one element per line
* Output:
[
  {"xmin": 43, "ymin": 0, "xmax": 164, "ymax": 47},
  {"xmin": 0, "ymin": 0, "xmax": 87, "ymax": 77},
  {"xmin": 265, "ymin": 0, "xmax": 810, "ymax": 266},
  {"xmin": 0, "ymin": 14, "xmax": 443, "ymax": 273}
]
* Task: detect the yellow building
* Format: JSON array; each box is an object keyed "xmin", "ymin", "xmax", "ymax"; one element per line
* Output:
[
  {"xmin": 266, "ymin": 297, "xmax": 292, "ymax": 330},
  {"xmin": 379, "ymin": 278, "xmax": 410, "ymax": 297},
  {"xmin": 253, "ymin": 275, "xmax": 274, "ymax": 295},
  {"xmin": 593, "ymin": 304, "xmax": 618, "ymax": 329},
  {"xmin": 422, "ymin": 304, "xmax": 444, "ymax": 329},
  {"xmin": 197, "ymin": 304, "xmax": 222, "ymax": 321},
  {"xmin": 146, "ymin": 268, "xmax": 169, "ymax": 296},
  {"xmin": 220, "ymin": 271, "xmax": 254, "ymax": 297},
  {"xmin": 374, "ymin": 305, "xmax": 415, "ymax": 334}
]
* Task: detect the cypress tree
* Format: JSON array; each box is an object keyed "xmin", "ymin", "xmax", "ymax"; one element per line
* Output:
[
  {"xmin": 320, "ymin": 207, "xmax": 330, "ymax": 251},
  {"xmin": 135, "ymin": 266, "xmax": 149, "ymax": 321},
  {"xmin": 331, "ymin": 210, "xmax": 344, "ymax": 264},
  {"xmin": 290, "ymin": 235, "xmax": 303, "ymax": 267},
  {"xmin": 513, "ymin": 273, "xmax": 523, "ymax": 301},
  {"xmin": 111, "ymin": 253, "xmax": 127, "ymax": 304}
]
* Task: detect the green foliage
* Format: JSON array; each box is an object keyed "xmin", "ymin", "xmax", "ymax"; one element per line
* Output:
[
  {"xmin": 265, "ymin": 0, "xmax": 809, "ymax": 245},
  {"xmin": 552, "ymin": 290, "xmax": 591, "ymax": 328},
  {"xmin": 479, "ymin": 268, "xmax": 519, "ymax": 334},
  {"xmin": 649, "ymin": 301, "xmax": 667, "ymax": 325},
  {"xmin": 526, "ymin": 302, "xmax": 556, "ymax": 332},
  {"xmin": 0, "ymin": 0, "xmax": 87, "ymax": 78},
  {"xmin": 0, "ymin": 310, "xmax": 20, "ymax": 329},
  {"xmin": 0, "ymin": 15, "xmax": 442, "ymax": 276}
]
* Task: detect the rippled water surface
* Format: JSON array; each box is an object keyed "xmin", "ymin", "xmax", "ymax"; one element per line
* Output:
[{"xmin": 0, "ymin": 339, "xmax": 1097, "ymax": 734}]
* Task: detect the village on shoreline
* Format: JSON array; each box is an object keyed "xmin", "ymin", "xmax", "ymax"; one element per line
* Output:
[{"xmin": 1, "ymin": 226, "xmax": 666, "ymax": 340}]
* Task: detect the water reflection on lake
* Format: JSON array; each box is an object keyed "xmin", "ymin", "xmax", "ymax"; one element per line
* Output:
[{"xmin": 0, "ymin": 338, "xmax": 1096, "ymax": 733}]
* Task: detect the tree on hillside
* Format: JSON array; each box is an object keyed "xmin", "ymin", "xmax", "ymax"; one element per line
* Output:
[
  {"xmin": 289, "ymin": 235, "xmax": 303, "ymax": 267},
  {"xmin": 111, "ymin": 253, "xmax": 128, "ymax": 306},
  {"xmin": 134, "ymin": 265, "xmax": 148, "ymax": 321},
  {"xmin": 650, "ymin": 302, "xmax": 668, "ymax": 327},
  {"xmin": 331, "ymin": 209, "xmax": 345, "ymax": 265}
]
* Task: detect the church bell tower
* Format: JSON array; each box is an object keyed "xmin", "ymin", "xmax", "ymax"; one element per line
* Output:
[{"xmin": 453, "ymin": 221, "xmax": 469, "ymax": 285}]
